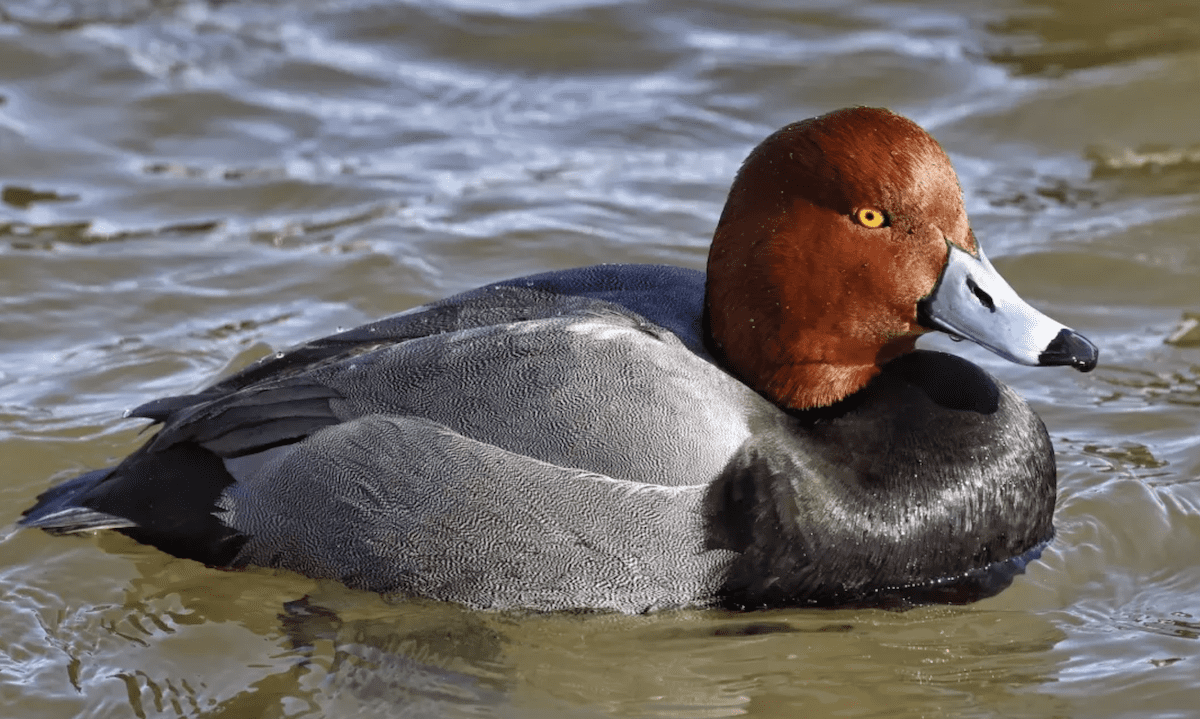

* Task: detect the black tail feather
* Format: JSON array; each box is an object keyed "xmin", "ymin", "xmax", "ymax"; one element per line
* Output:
[
  {"xmin": 21, "ymin": 443, "xmax": 249, "ymax": 567},
  {"xmin": 20, "ymin": 468, "xmax": 136, "ymax": 534}
]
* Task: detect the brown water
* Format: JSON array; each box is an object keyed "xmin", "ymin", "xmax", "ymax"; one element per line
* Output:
[{"xmin": 1, "ymin": 0, "xmax": 1198, "ymax": 716}]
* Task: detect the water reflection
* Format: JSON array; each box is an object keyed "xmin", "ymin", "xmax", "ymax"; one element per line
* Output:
[{"xmin": 25, "ymin": 534, "xmax": 1075, "ymax": 718}]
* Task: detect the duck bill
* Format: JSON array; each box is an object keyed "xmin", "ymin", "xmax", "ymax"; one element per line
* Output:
[{"xmin": 917, "ymin": 244, "xmax": 1098, "ymax": 372}]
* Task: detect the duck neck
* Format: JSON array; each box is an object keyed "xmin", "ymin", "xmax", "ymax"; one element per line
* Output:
[
  {"xmin": 753, "ymin": 336, "xmax": 920, "ymax": 409},
  {"xmin": 702, "ymin": 289, "xmax": 921, "ymax": 409}
]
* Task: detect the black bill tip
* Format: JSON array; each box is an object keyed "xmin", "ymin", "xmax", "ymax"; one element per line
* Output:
[{"xmin": 1038, "ymin": 328, "xmax": 1099, "ymax": 372}]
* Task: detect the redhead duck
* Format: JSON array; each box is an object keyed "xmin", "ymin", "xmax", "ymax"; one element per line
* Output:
[{"xmin": 22, "ymin": 107, "xmax": 1097, "ymax": 612}]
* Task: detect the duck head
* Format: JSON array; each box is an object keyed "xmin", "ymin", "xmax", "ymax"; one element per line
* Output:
[{"xmin": 705, "ymin": 107, "xmax": 1098, "ymax": 410}]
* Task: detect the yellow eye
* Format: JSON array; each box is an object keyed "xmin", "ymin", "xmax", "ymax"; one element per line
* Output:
[{"xmin": 856, "ymin": 208, "xmax": 887, "ymax": 228}]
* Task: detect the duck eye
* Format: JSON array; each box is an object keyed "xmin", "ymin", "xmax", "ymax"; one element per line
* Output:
[{"xmin": 855, "ymin": 208, "xmax": 887, "ymax": 228}]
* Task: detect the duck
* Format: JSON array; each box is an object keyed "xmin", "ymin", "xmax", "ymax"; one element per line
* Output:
[{"xmin": 21, "ymin": 107, "xmax": 1098, "ymax": 613}]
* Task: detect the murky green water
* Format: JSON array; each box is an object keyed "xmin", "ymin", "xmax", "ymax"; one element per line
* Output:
[{"xmin": 1, "ymin": 0, "xmax": 1198, "ymax": 716}]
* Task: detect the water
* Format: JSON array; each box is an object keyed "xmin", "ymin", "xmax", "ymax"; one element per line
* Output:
[{"xmin": 1, "ymin": 0, "xmax": 1198, "ymax": 716}]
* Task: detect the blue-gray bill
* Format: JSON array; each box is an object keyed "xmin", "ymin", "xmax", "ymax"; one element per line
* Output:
[{"xmin": 918, "ymin": 243, "xmax": 1099, "ymax": 373}]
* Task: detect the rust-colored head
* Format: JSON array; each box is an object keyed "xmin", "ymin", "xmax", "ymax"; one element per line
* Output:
[{"xmin": 705, "ymin": 107, "xmax": 978, "ymax": 409}]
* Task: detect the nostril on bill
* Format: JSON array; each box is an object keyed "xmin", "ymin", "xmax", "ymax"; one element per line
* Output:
[{"xmin": 966, "ymin": 278, "xmax": 996, "ymax": 312}]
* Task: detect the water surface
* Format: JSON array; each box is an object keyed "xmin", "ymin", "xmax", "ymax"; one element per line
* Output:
[{"xmin": 2, "ymin": 0, "xmax": 1198, "ymax": 716}]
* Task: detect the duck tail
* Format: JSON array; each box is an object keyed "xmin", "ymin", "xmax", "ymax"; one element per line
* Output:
[{"xmin": 19, "ymin": 468, "xmax": 138, "ymax": 535}]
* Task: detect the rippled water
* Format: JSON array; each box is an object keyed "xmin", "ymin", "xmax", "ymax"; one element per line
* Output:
[{"xmin": 1, "ymin": 0, "xmax": 1198, "ymax": 716}]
